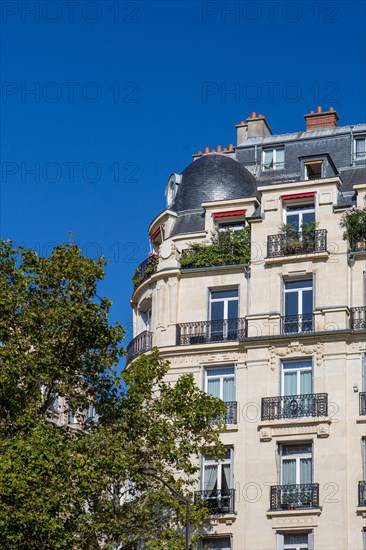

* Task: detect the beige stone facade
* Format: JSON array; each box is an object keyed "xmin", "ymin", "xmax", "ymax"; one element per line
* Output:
[{"xmin": 128, "ymin": 110, "xmax": 366, "ymax": 550}]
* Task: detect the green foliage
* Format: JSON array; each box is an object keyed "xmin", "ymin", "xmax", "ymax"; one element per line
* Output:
[
  {"xmin": 132, "ymin": 254, "xmax": 159, "ymax": 290},
  {"xmin": 0, "ymin": 241, "xmax": 225, "ymax": 549},
  {"xmin": 340, "ymin": 206, "xmax": 366, "ymax": 249},
  {"xmin": 279, "ymin": 221, "xmax": 318, "ymax": 253},
  {"xmin": 180, "ymin": 227, "xmax": 251, "ymax": 269}
]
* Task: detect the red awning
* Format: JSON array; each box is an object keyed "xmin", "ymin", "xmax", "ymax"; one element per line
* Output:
[
  {"xmin": 150, "ymin": 227, "xmax": 161, "ymax": 240},
  {"xmin": 213, "ymin": 210, "xmax": 246, "ymax": 218},
  {"xmin": 281, "ymin": 192, "xmax": 315, "ymax": 201}
]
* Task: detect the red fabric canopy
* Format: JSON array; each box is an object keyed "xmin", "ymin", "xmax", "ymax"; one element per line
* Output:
[
  {"xmin": 213, "ymin": 210, "xmax": 246, "ymax": 218},
  {"xmin": 281, "ymin": 192, "xmax": 315, "ymax": 201}
]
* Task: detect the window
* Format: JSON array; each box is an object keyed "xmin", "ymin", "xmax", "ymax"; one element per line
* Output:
[
  {"xmin": 285, "ymin": 204, "xmax": 315, "ymax": 232},
  {"xmin": 262, "ymin": 147, "xmax": 284, "ymax": 170},
  {"xmin": 277, "ymin": 532, "xmax": 313, "ymax": 550},
  {"xmin": 85, "ymin": 402, "xmax": 96, "ymax": 422},
  {"xmin": 210, "ymin": 289, "xmax": 239, "ymax": 341},
  {"xmin": 283, "ymin": 279, "xmax": 313, "ymax": 333},
  {"xmin": 140, "ymin": 308, "xmax": 152, "ymax": 333},
  {"xmin": 281, "ymin": 443, "xmax": 312, "ymax": 486},
  {"xmin": 217, "ymin": 220, "xmax": 245, "ymax": 233},
  {"xmin": 201, "ymin": 448, "xmax": 234, "ymax": 513},
  {"xmin": 282, "ymin": 360, "xmax": 312, "ymax": 397},
  {"xmin": 354, "ymin": 137, "xmax": 366, "ymax": 160},
  {"xmin": 201, "ymin": 537, "xmax": 231, "ymax": 550},
  {"xmin": 205, "ymin": 366, "xmax": 236, "ymax": 424},
  {"xmin": 304, "ymin": 161, "xmax": 323, "ymax": 180}
]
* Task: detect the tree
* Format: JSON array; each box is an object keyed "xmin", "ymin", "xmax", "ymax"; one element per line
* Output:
[{"xmin": 0, "ymin": 241, "xmax": 225, "ymax": 549}]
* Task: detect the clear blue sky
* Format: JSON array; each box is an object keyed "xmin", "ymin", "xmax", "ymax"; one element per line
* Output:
[{"xmin": 1, "ymin": 0, "xmax": 365, "ymax": 346}]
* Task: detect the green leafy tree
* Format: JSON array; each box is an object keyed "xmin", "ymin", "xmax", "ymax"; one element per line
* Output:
[{"xmin": 0, "ymin": 241, "xmax": 225, "ymax": 549}]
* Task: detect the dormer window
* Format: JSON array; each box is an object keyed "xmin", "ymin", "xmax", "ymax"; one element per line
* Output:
[
  {"xmin": 354, "ymin": 137, "xmax": 366, "ymax": 160},
  {"xmin": 304, "ymin": 161, "xmax": 323, "ymax": 180},
  {"xmin": 262, "ymin": 147, "xmax": 284, "ymax": 170}
]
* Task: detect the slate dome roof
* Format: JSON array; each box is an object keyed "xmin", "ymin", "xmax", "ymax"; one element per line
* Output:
[{"xmin": 171, "ymin": 153, "xmax": 257, "ymax": 213}]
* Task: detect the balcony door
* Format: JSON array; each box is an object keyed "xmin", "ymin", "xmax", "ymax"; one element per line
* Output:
[
  {"xmin": 281, "ymin": 444, "xmax": 312, "ymax": 485},
  {"xmin": 285, "ymin": 204, "xmax": 315, "ymax": 231},
  {"xmin": 205, "ymin": 367, "xmax": 236, "ymax": 424},
  {"xmin": 210, "ymin": 289, "xmax": 238, "ymax": 341},
  {"xmin": 281, "ymin": 360, "xmax": 313, "ymax": 417},
  {"xmin": 202, "ymin": 449, "xmax": 232, "ymax": 512},
  {"xmin": 284, "ymin": 280, "xmax": 313, "ymax": 333}
]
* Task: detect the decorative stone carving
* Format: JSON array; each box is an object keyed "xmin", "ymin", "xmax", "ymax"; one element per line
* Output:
[
  {"xmin": 268, "ymin": 342, "xmax": 324, "ymax": 370},
  {"xmin": 159, "ymin": 240, "xmax": 176, "ymax": 260}
]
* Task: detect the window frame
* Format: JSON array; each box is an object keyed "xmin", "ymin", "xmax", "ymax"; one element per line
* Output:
[
  {"xmin": 283, "ymin": 203, "xmax": 315, "ymax": 231},
  {"xmin": 283, "ymin": 278, "xmax": 314, "ymax": 325},
  {"xmin": 280, "ymin": 443, "xmax": 313, "ymax": 485},
  {"xmin": 281, "ymin": 359, "xmax": 313, "ymax": 397},
  {"xmin": 276, "ymin": 531, "xmax": 313, "ymax": 550},
  {"xmin": 201, "ymin": 448, "xmax": 233, "ymax": 492},
  {"xmin": 262, "ymin": 146, "xmax": 285, "ymax": 171},
  {"xmin": 205, "ymin": 366, "xmax": 236, "ymax": 403},
  {"xmin": 354, "ymin": 136, "xmax": 366, "ymax": 160},
  {"xmin": 304, "ymin": 160, "xmax": 323, "ymax": 180}
]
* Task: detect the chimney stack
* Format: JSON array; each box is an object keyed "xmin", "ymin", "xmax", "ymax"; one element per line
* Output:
[
  {"xmin": 236, "ymin": 113, "xmax": 272, "ymax": 144},
  {"xmin": 304, "ymin": 106, "xmax": 339, "ymax": 131}
]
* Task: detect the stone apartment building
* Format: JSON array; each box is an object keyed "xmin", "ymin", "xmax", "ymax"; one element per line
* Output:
[{"xmin": 127, "ymin": 107, "xmax": 366, "ymax": 550}]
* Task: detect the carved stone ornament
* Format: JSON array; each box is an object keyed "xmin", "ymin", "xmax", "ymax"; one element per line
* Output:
[
  {"xmin": 159, "ymin": 240, "xmax": 176, "ymax": 260},
  {"xmin": 268, "ymin": 342, "xmax": 324, "ymax": 371}
]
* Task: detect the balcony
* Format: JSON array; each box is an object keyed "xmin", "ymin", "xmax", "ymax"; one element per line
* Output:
[
  {"xmin": 132, "ymin": 255, "xmax": 159, "ymax": 292},
  {"xmin": 360, "ymin": 393, "xmax": 366, "ymax": 415},
  {"xmin": 359, "ymin": 481, "xmax": 366, "ymax": 507},
  {"xmin": 267, "ymin": 229, "xmax": 327, "ymax": 258},
  {"xmin": 261, "ymin": 393, "xmax": 328, "ymax": 421},
  {"xmin": 270, "ymin": 483, "xmax": 319, "ymax": 511},
  {"xmin": 211, "ymin": 401, "xmax": 237, "ymax": 425},
  {"xmin": 176, "ymin": 318, "xmax": 247, "ymax": 346},
  {"xmin": 350, "ymin": 307, "xmax": 366, "ymax": 330},
  {"xmin": 281, "ymin": 314, "xmax": 314, "ymax": 334},
  {"xmin": 195, "ymin": 489, "xmax": 235, "ymax": 515},
  {"xmin": 126, "ymin": 331, "xmax": 153, "ymax": 364}
]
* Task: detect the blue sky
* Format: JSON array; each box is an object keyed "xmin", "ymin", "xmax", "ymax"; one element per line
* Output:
[{"xmin": 1, "ymin": 0, "xmax": 365, "ymax": 346}]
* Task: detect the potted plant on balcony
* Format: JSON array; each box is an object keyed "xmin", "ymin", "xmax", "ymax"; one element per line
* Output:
[
  {"xmin": 132, "ymin": 253, "xmax": 159, "ymax": 290},
  {"xmin": 301, "ymin": 220, "xmax": 318, "ymax": 252},
  {"xmin": 340, "ymin": 206, "xmax": 366, "ymax": 252},
  {"xmin": 279, "ymin": 223, "xmax": 301, "ymax": 255}
]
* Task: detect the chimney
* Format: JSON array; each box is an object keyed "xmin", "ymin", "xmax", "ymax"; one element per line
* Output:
[
  {"xmin": 304, "ymin": 106, "xmax": 339, "ymax": 130},
  {"xmin": 235, "ymin": 120, "xmax": 248, "ymax": 144},
  {"xmin": 246, "ymin": 112, "xmax": 272, "ymax": 140}
]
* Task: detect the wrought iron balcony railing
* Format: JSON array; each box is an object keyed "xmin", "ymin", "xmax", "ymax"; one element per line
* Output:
[
  {"xmin": 360, "ymin": 392, "xmax": 366, "ymax": 415},
  {"xmin": 359, "ymin": 481, "xmax": 366, "ymax": 507},
  {"xmin": 176, "ymin": 318, "xmax": 247, "ymax": 346},
  {"xmin": 281, "ymin": 313, "xmax": 314, "ymax": 334},
  {"xmin": 126, "ymin": 331, "xmax": 153, "ymax": 364},
  {"xmin": 267, "ymin": 229, "xmax": 327, "ymax": 258},
  {"xmin": 261, "ymin": 393, "xmax": 328, "ymax": 421},
  {"xmin": 270, "ymin": 483, "xmax": 319, "ymax": 511},
  {"xmin": 132, "ymin": 255, "xmax": 159, "ymax": 292},
  {"xmin": 350, "ymin": 307, "xmax": 366, "ymax": 330},
  {"xmin": 211, "ymin": 401, "xmax": 237, "ymax": 425},
  {"xmin": 195, "ymin": 489, "xmax": 235, "ymax": 515}
]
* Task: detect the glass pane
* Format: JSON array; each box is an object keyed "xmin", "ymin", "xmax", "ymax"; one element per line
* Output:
[
  {"xmin": 211, "ymin": 290, "xmax": 238, "ymax": 300},
  {"xmin": 211, "ymin": 301, "xmax": 224, "ymax": 320},
  {"xmin": 276, "ymin": 148, "xmax": 284, "ymax": 164},
  {"xmin": 284, "ymin": 533, "xmax": 308, "ymax": 544},
  {"xmin": 223, "ymin": 378, "xmax": 235, "ymax": 402},
  {"xmin": 263, "ymin": 150, "xmax": 273, "ymax": 166},
  {"xmin": 356, "ymin": 139, "xmax": 366, "ymax": 154},
  {"xmin": 285, "ymin": 280, "xmax": 312, "ymax": 290},
  {"xmin": 284, "ymin": 371, "xmax": 297, "ymax": 396},
  {"xmin": 227, "ymin": 300, "xmax": 238, "ymax": 319},
  {"xmin": 303, "ymin": 211, "xmax": 315, "ymax": 226},
  {"xmin": 207, "ymin": 367, "xmax": 234, "ymax": 377},
  {"xmin": 300, "ymin": 370, "xmax": 312, "ymax": 394},
  {"xmin": 286, "ymin": 214, "xmax": 300, "ymax": 231},
  {"xmin": 207, "ymin": 378, "xmax": 220, "ymax": 398},
  {"xmin": 302, "ymin": 289, "xmax": 313, "ymax": 314},
  {"xmin": 282, "ymin": 444, "xmax": 312, "ymax": 455},
  {"xmin": 300, "ymin": 458, "xmax": 312, "ymax": 484},
  {"xmin": 283, "ymin": 360, "xmax": 312, "ymax": 370},
  {"xmin": 204, "ymin": 465, "xmax": 217, "ymax": 491},
  {"xmin": 282, "ymin": 459, "xmax": 296, "ymax": 484},
  {"xmin": 285, "ymin": 292, "xmax": 298, "ymax": 316},
  {"xmin": 221, "ymin": 464, "xmax": 231, "ymax": 491}
]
